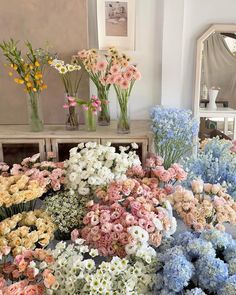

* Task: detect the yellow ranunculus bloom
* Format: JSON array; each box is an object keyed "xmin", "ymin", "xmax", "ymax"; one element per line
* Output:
[
  {"xmin": 35, "ymin": 61, "xmax": 40, "ymax": 67},
  {"xmin": 26, "ymin": 82, "xmax": 32, "ymax": 88},
  {"xmin": 14, "ymin": 78, "xmax": 24, "ymax": 85},
  {"xmin": 29, "ymin": 64, "xmax": 34, "ymax": 70},
  {"xmin": 33, "ymin": 88, "xmax": 37, "ymax": 92}
]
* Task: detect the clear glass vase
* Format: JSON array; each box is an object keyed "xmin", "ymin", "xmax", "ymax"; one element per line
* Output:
[
  {"xmin": 84, "ymin": 109, "xmax": 97, "ymax": 132},
  {"xmin": 117, "ymin": 97, "xmax": 130, "ymax": 134},
  {"xmin": 26, "ymin": 92, "xmax": 44, "ymax": 132},
  {"xmin": 97, "ymin": 87, "xmax": 110, "ymax": 126},
  {"xmin": 65, "ymin": 94, "xmax": 79, "ymax": 131}
]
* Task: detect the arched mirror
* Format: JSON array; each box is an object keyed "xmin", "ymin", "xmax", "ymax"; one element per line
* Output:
[{"xmin": 194, "ymin": 24, "xmax": 236, "ymax": 140}]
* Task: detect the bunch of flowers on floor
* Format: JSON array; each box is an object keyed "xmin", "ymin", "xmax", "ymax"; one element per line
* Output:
[
  {"xmin": 154, "ymin": 229, "xmax": 236, "ymax": 295},
  {"xmin": 42, "ymin": 239, "xmax": 156, "ymax": 295},
  {"xmin": 44, "ymin": 189, "xmax": 88, "ymax": 239},
  {"xmin": 65, "ymin": 142, "xmax": 140, "ymax": 195},
  {"xmin": 150, "ymin": 106, "xmax": 199, "ymax": 168},
  {"xmin": 74, "ymin": 174, "xmax": 177, "ymax": 258},
  {"xmin": 185, "ymin": 137, "xmax": 236, "ymax": 198},
  {"xmin": 9, "ymin": 153, "xmax": 65, "ymax": 193},
  {"xmin": 0, "ymin": 248, "xmax": 57, "ymax": 294},
  {"xmin": 0, "ymin": 174, "xmax": 44, "ymax": 220},
  {"xmin": 0, "ymin": 210, "xmax": 56, "ymax": 256},
  {"xmin": 169, "ymin": 180, "xmax": 236, "ymax": 231}
]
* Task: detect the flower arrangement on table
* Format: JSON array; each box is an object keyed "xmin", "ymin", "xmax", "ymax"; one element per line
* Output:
[
  {"xmin": 150, "ymin": 106, "xmax": 199, "ymax": 168},
  {"xmin": 0, "ymin": 248, "xmax": 57, "ymax": 294},
  {"xmin": 169, "ymin": 179, "xmax": 236, "ymax": 231},
  {"xmin": 0, "ymin": 39, "xmax": 54, "ymax": 132},
  {"xmin": 40, "ymin": 239, "xmax": 156, "ymax": 295},
  {"xmin": 185, "ymin": 137, "xmax": 236, "ymax": 199},
  {"xmin": 154, "ymin": 229, "xmax": 236, "ymax": 295},
  {"xmin": 76, "ymin": 95, "xmax": 102, "ymax": 131},
  {"xmin": 0, "ymin": 174, "xmax": 44, "ymax": 220},
  {"xmin": 65, "ymin": 141, "xmax": 140, "ymax": 195},
  {"xmin": 108, "ymin": 63, "xmax": 141, "ymax": 134},
  {"xmin": 0, "ymin": 210, "xmax": 56, "ymax": 256},
  {"xmin": 10, "ymin": 153, "xmax": 65, "ymax": 193},
  {"xmin": 44, "ymin": 189, "xmax": 88, "ymax": 240},
  {"xmin": 51, "ymin": 58, "xmax": 82, "ymax": 130}
]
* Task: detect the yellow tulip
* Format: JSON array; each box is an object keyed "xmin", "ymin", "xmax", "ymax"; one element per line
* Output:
[{"xmin": 27, "ymin": 82, "xmax": 32, "ymax": 88}]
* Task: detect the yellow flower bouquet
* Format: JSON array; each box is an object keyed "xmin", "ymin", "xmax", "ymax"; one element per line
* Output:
[
  {"xmin": 0, "ymin": 210, "xmax": 56, "ymax": 256},
  {"xmin": 0, "ymin": 39, "xmax": 54, "ymax": 131},
  {"xmin": 0, "ymin": 175, "xmax": 44, "ymax": 220}
]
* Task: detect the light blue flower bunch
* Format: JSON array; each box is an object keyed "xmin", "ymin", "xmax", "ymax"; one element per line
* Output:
[
  {"xmin": 150, "ymin": 106, "xmax": 199, "ymax": 168},
  {"xmin": 184, "ymin": 137, "xmax": 236, "ymax": 198},
  {"xmin": 154, "ymin": 229, "xmax": 236, "ymax": 294}
]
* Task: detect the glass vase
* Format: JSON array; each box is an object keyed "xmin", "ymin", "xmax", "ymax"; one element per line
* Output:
[
  {"xmin": 65, "ymin": 94, "xmax": 79, "ymax": 131},
  {"xmin": 84, "ymin": 109, "xmax": 97, "ymax": 132},
  {"xmin": 117, "ymin": 97, "xmax": 130, "ymax": 134},
  {"xmin": 97, "ymin": 87, "xmax": 110, "ymax": 126},
  {"xmin": 26, "ymin": 91, "xmax": 44, "ymax": 132}
]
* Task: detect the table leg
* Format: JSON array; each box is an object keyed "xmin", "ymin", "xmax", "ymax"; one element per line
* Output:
[
  {"xmin": 224, "ymin": 118, "xmax": 229, "ymax": 135},
  {"xmin": 234, "ymin": 117, "xmax": 236, "ymax": 140}
]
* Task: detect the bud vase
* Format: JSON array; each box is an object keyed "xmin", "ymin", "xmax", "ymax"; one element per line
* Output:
[
  {"xmin": 84, "ymin": 109, "xmax": 97, "ymax": 132},
  {"xmin": 97, "ymin": 88, "xmax": 110, "ymax": 126},
  {"xmin": 117, "ymin": 98, "xmax": 130, "ymax": 134},
  {"xmin": 65, "ymin": 94, "xmax": 79, "ymax": 131},
  {"xmin": 26, "ymin": 92, "xmax": 44, "ymax": 132}
]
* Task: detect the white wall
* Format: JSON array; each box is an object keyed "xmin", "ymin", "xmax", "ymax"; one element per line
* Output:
[
  {"xmin": 161, "ymin": 0, "xmax": 236, "ymax": 110},
  {"xmin": 88, "ymin": 0, "xmax": 163, "ymax": 120}
]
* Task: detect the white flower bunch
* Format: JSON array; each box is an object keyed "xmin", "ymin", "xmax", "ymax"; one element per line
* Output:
[
  {"xmin": 44, "ymin": 239, "xmax": 156, "ymax": 295},
  {"xmin": 64, "ymin": 142, "xmax": 140, "ymax": 195},
  {"xmin": 51, "ymin": 59, "xmax": 81, "ymax": 74}
]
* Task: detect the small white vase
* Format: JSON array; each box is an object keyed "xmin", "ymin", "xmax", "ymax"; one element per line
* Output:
[{"xmin": 207, "ymin": 89, "xmax": 219, "ymax": 110}]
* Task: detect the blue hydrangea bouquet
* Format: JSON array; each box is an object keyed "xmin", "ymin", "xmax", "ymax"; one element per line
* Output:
[{"xmin": 154, "ymin": 229, "xmax": 236, "ymax": 295}]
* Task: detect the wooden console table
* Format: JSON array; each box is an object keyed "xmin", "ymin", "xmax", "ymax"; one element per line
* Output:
[{"xmin": 0, "ymin": 121, "xmax": 153, "ymax": 164}]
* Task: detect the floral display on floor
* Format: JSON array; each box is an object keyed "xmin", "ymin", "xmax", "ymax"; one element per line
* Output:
[
  {"xmin": 185, "ymin": 137, "xmax": 236, "ymax": 198},
  {"xmin": 0, "ymin": 140, "xmax": 236, "ymax": 295},
  {"xmin": 170, "ymin": 180, "xmax": 236, "ymax": 231},
  {"xmin": 154, "ymin": 229, "xmax": 236, "ymax": 295}
]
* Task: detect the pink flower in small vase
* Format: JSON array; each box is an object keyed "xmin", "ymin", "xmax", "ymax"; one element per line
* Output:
[
  {"xmin": 110, "ymin": 64, "xmax": 120, "ymax": 75},
  {"xmin": 124, "ymin": 70, "xmax": 133, "ymax": 81},
  {"xmin": 120, "ymin": 79, "xmax": 129, "ymax": 89},
  {"xmin": 63, "ymin": 103, "xmax": 69, "ymax": 109},
  {"xmin": 107, "ymin": 74, "xmax": 116, "ymax": 84},
  {"xmin": 97, "ymin": 60, "xmax": 108, "ymax": 71},
  {"xmin": 114, "ymin": 74, "xmax": 123, "ymax": 84},
  {"xmin": 83, "ymin": 105, "xmax": 89, "ymax": 111},
  {"xmin": 70, "ymin": 101, "xmax": 77, "ymax": 107},
  {"xmin": 134, "ymin": 70, "xmax": 142, "ymax": 80}
]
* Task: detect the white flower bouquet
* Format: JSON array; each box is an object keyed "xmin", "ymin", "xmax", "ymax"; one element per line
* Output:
[{"xmin": 64, "ymin": 142, "xmax": 140, "ymax": 195}]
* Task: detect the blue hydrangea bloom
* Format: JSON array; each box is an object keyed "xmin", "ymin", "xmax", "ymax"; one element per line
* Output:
[
  {"xmin": 195, "ymin": 256, "xmax": 228, "ymax": 292},
  {"xmin": 159, "ymin": 288, "xmax": 178, "ymax": 295},
  {"xmin": 158, "ymin": 236, "xmax": 175, "ymax": 252},
  {"xmin": 160, "ymin": 245, "xmax": 185, "ymax": 263},
  {"xmin": 228, "ymin": 258, "xmax": 236, "ymax": 275},
  {"xmin": 217, "ymin": 275, "xmax": 236, "ymax": 295},
  {"xmin": 224, "ymin": 241, "xmax": 236, "ymax": 262},
  {"xmin": 200, "ymin": 230, "xmax": 233, "ymax": 250},
  {"xmin": 150, "ymin": 106, "xmax": 199, "ymax": 168},
  {"xmin": 163, "ymin": 255, "xmax": 194, "ymax": 292},
  {"xmin": 186, "ymin": 238, "xmax": 216, "ymax": 260},
  {"xmin": 174, "ymin": 231, "xmax": 197, "ymax": 247},
  {"xmin": 185, "ymin": 288, "xmax": 207, "ymax": 295}
]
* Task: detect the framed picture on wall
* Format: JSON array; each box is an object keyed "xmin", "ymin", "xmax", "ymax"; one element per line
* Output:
[{"xmin": 97, "ymin": 0, "xmax": 135, "ymax": 51}]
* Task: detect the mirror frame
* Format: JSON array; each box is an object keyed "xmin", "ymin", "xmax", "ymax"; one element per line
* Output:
[{"xmin": 194, "ymin": 24, "xmax": 236, "ymax": 117}]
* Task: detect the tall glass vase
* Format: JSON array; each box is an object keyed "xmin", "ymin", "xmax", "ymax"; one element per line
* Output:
[
  {"xmin": 97, "ymin": 87, "xmax": 110, "ymax": 126},
  {"xmin": 117, "ymin": 97, "xmax": 130, "ymax": 134},
  {"xmin": 26, "ymin": 92, "xmax": 44, "ymax": 132},
  {"xmin": 84, "ymin": 109, "xmax": 97, "ymax": 132},
  {"xmin": 65, "ymin": 94, "xmax": 79, "ymax": 131}
]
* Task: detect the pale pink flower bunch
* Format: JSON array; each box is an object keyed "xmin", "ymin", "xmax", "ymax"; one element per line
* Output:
[
  {"xmin": 63, "ymin": 95, "xmax": 77, "ymax": 109},
  {"xmin": 10, "ymin": 153, "xmax": 65, "ymax": 192},
  {"xmin": 72, "ymin": 176, "xmax": 175, "ymax": 258},
  {"xmin": 170, "ymin": 179, "xmax": 236, "ymax": 231},
  {"xmin": 0, "ymin": 162, "xmax": 9, "ymax": 177},
  {"xmin": 0, "ymin": 248, "xmax": 56, "ymax": 295}
]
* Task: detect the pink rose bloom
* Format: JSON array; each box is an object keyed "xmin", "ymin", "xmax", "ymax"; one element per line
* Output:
[
  {"xmin": 125, "ymin": 214, "xmax": 136, "ymax": 225},
  {"xmin": 159, "ymin": 171, "xmax": 171, "ymax": 182},
  {"xmin": 204, "ymin": 183, "xmax": 213, "ymax": 193},
  {"xmin": 149, "ymin": 232, "xmax": 162, "ymax": 247},
  {"xmin": 90, "ymin": 215, "xmax": 100, "ymax": 226},
  {"xmin": 101, "ymin": 222, "xmax": 113, "ymax": 233},
  {"xmin": 113, "ymin": 223, "xmax": 123, "ymax": 233},
  {"xmin": 145, "ymin": 220, "xmax": 155, "ymax": 233},
  {"xmin": 24, "ymin": 285, "xmax": 44, "ymax": 295},
  {"xmin": 71, "ymin": 229, "xmax": 80, "ymax": 241},
  {"xmin": 152, "ymin": 166, "xmax": 165, "ymax": 178},
  {"xmin": 214, "ymin": 196, "xmax": 227, "ymax": 206},
  {"xmin": 191, "ymin": 179, "xmax": 204, "ymax": 194}
]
